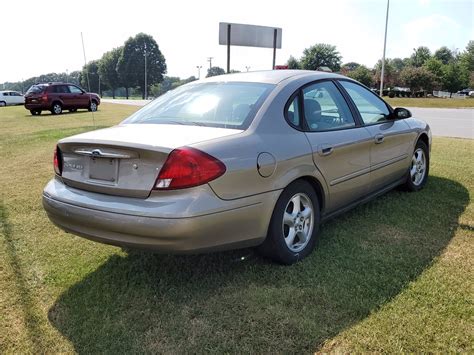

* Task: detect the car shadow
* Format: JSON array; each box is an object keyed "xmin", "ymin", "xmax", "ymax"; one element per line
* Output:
[{"xmin": 48, "ymin": 176, "xmax": 469, "ymax": 353}]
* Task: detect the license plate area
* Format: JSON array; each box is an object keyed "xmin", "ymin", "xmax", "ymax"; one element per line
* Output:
[{"xmin": 89, "ymin": 157, "xmax": 118, "ymax": 183}]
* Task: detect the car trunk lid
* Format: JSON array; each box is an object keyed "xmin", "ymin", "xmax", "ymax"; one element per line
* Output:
[{"xmin": 58, "ymin": 124, "xmax": 242, "ymax": 198}]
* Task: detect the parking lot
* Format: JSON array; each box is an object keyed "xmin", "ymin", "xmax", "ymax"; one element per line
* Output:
[{"xmin": 1, "ymin": 103, "xmax": 472, "ymax": 353}]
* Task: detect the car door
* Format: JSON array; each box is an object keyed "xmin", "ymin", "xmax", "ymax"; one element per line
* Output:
[
  {"xmin": 54, "ymin": 85, "xmax": 73, "ymax": 108},
  {"xmin": 12, "ymin": 92, "xmax": 24, "ymax": 105},
  {"xmin": 338, "ymin": 80, "xmax": 414, "ymax": 193},
  {"xmin": 291, "ymin": 80, "xmax": 372, "ymax": 213},
  {"xmin": 69, "ymin": 85, "xmax": 88, "ymax": 108}
]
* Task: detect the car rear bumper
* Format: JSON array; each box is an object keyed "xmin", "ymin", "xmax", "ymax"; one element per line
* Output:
[
  {"xmin": 25, "ymin": 103, "xmax": 46, "ymax": 110},
  {"xmin": 42, "ymin": 178, "xmax": 280, "ymax": 253}
]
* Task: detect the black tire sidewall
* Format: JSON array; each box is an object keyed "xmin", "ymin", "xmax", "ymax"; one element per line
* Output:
[{"xmin": 261, "ymin": 180, "xmax": 320, "ymax": 264}]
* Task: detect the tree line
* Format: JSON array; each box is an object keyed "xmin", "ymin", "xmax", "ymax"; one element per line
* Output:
[
  {"xmin": 285, "ymin": 42, "xmax": 473, "ymax": 96},
  {"xmin": 2, "ymin": 35, "xmax": 472, "ymax": 98}
]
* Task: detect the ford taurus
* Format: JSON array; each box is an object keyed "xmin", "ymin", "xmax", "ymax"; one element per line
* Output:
[{"xmin": 42, "ymin": 70, "xmax": 431, "ymax": 264}]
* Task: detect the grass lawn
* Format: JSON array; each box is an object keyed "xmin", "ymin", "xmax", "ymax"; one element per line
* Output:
[
  {"xmin": 1, "ymin": 104, "xmax": 472, "ymax": 353},
  {"xmin": 386, "ymin": 97, "xmax": 474, "ymax": 108}
]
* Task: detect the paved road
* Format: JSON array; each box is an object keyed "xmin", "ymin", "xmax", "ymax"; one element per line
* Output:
[
  {"xmin": 407, "ymin": 107, "xmax": 473, "ymax": 139},
  {"xmin": 103, "ymin": 99, "xmax": 473, "ymax": 139}
]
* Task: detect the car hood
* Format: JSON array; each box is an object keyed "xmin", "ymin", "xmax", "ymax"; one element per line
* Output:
[{"xmin": 59, "ymin": 123, "xmax": 243, "ymax": 151}]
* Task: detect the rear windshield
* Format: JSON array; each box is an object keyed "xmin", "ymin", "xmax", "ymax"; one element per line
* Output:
[
  {"xmin": 122, "ymin": 82, "xmax": 275, "ymax": 129},
  {"xmin": 26, "ymin": 85, "xmax": 46, "ymax": 94}
]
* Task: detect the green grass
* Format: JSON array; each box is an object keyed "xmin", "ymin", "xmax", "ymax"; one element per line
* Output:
[
  {"xmin": 1, "ymin": 104, "xmax": 473, "ymax": 353},
  {"xmin": 386, "ymin": 97, "xmax": 474, "ymax": 108}
]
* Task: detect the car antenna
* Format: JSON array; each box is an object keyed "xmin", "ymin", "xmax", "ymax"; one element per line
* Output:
[{"xmin": 81, "ymin": 32, "xmax": 96, "ymax": 128}]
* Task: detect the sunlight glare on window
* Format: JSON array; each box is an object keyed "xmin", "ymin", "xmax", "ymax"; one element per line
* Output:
[{"xmin": 186, "ymin": 94, "xmax": 220, "ymax": 115}]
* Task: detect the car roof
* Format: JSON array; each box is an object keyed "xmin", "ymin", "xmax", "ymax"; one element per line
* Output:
[{"xmin": 200, "ymin": 69, "xmax": 346, "ymax": 84}]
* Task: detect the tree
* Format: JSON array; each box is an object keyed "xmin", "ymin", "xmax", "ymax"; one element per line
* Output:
[
  {"xmin": 410, "ymin": 46, "xmax": 432, "ymax": 67},
  {"xmin": 117, "ymin": 33, "xmax": 167, "ymax": 99},
  {"xmin": 434, "ymin": 46, "xmax": 454, "ymax": 65},
  {"xmin": 374, "ymin": 59, "xmax": 396, "ymax": 88},
  {"xmin": 98, "ymin": 47, "xmax": 123, "ymax": 99},
  {"xmin": 286, "ymin": 56, "xmax": 301, "ymax": 69},
  {"xmin": 347, "ymin": 65, "xmax": 373, "ymax": 87},
  {"xmin": 390, "ymin": 58, "xmax": 405, "ymax": 72},
  {"xmin": 341, "ymin": 62, "xmax": 360, "ymax": 74},
  {"xmin": 79, "ymin": 60, "xmax": 104, "ymax": 94},
  {"xmin": 206, "ymin": 66, "xmax": 225, "ymax": 77},
  {"xmin": 442, "ymin": 62, "xmax": 469, "ymax": 96},
  {"xmin": 400, "ymin": 67, "xmax": 438, "ymax": 93},
  {"xmin": 423, "ymin": 57, "xmax": 444, "ymax": 87},
  {"xmin": 459, "ymin": 40, "xmax": 474, "ymax": 72},
  {"xmin": 300, "ymin": 44, "xmax": 342, "ymax": 72}
]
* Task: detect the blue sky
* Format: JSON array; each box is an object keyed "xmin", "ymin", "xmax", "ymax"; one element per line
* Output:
[{"xmin": 1, "ymin": 0, "xmax": 472, "ymax": 82}]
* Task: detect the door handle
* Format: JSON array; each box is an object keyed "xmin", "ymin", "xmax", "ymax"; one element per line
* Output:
[
  {"xmin": 317, "ymin": 144, "xmax": 334, "ymax": 156},
  {"xmin": 374, "ymin": 134, "xmax": 385, "ymax": 144}
]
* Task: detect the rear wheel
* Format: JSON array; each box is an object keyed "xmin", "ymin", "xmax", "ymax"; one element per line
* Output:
[
  {"xmin": 0, "ymin": 101, "xmax": 6, "ymax": 107},
  {"xmin": 30, "ymin": 110, "xmax": 42, "ymax": 116},
  {"xmin": 69, "ymin": 108, "xmax": 77, "ymax": 113},
  {"xmin": 258, "ymin": 180, "xmax": 320, "ymax": 264},
  {"xmin": 51, "ymin": 102, "xmax": 62, "ymax": 115},
  {"xmin": 403, "ymin": 140, "xmax": 429, "ymax": 191},
  {"xmin": 88, "ymin": 101, "xmax": 98, "ymax": 112}
]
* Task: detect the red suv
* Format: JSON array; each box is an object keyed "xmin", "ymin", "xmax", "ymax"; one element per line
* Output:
[{"xmin": 24, "ymin": 83, "xmax": 100, "ymax": 115}]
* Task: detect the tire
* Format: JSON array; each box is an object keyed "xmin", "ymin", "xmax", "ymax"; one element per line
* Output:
[
  {"xmin": 403, "ymin": 140, "xmax": 429, "ymax": 191},
  {"xmin": 0, "ymin": 101, "xmax": 6, "ymax": 107},
  {"xmin": 258, "ymin": 180, "xmax": 320, "ymax": 265},
  {"xmin": 88, "ymin": 100, "xmax": 98, "ymax": 112},
  {"xmin": 69, "ymin": 108, "xmax": 77, "ymax": 113},
  {"xmin": 30, "ymin": 110, "xmax": 41, "ymax": 116},
  {"xmin": 51, "ymin": 102, "xmax": 62, "ymax": 115}
]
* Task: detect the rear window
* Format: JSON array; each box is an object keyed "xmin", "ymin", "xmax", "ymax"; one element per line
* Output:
[
  {"xmin": 122, "ymin": 82, "xmax": 275, "ymax": 129},
  {"xmin": 26, "ymin": 85, "xmax": 46, "ymax": 94}
]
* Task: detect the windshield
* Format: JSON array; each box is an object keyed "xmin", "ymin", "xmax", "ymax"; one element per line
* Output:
[
  {"xmin": 26, "ymin": 85, "xmax": 46, "ymax": 94},
  {"xmin": 122, "ymin": 82, "xmax": 275, "ymax": 129}
]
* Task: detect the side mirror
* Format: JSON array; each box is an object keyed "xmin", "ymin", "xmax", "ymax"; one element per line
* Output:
[{"xmin": 393, "ymin": 107, "xmax": 411, "ymax": 119}]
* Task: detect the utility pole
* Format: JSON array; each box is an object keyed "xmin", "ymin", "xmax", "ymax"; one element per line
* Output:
[
  {"xmin": 66, "ymin": 69, "xmax": 69, "ymax": 83},
  {"xmin": 207, "ymin": 57, "xmax": 213, "ymax": 69},
  {"xmin": 144, "ymin": 42, "xmax": 148, "ymax": 100},
  {"xmin": 379, "ymin": 0, "xmax": 390, "ymax": 96},
  {"xmin": 196, "ymin": 65, "xmax": 202, "ymax": 79}
]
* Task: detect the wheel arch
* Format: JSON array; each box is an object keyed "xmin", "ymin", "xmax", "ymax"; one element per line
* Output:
[
  {"xmin": 290, "ymin": 175, "xmax": 326, "ymax": 214},
  {"xmin": 417, "ymin": 132, "xmax": 429, "ymax": 150}
]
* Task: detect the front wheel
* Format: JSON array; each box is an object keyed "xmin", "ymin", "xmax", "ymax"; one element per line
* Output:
[
  {"xmin": 258, "ymin": 180, "xmax": 320, "ymax": 265},
  {"xmin": 0, "ymin": 101, "xmax": 6, "ymax": 107},
  {"xmin": 404, "ymin": 140, "xmax": 429, "ymax": 191}
]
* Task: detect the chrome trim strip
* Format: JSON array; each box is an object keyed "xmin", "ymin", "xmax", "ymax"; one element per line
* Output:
[{"xmin": 73, "ymin": 148, "xmax": 132, "ymax": 159}]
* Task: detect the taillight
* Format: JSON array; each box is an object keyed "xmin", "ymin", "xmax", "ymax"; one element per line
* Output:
[
  {"xmin": 154, "ymin": 147, "xmax": 226, "ymax": 190},
  {"xmin": 54, "ymin": 146, "xmax": 62, "ymax": 176},
  {"xmin": 42, "ymin": 94, "xmax": 48, "ymax": 102}
]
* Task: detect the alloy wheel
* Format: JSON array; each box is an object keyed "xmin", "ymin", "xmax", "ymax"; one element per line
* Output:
[
  {"xmin": 410, "ymin": 148, "xmax": 426, "ymax": 186},
  {"xmin": 282, "ymin": 193, "xmax": 314, "ymax": 253}
]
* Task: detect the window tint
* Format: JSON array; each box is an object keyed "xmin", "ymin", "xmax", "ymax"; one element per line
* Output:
[
  {"xmin": 286, "ymin": 96, "xmax": 300, "ymax": 126},
  {"xmin": 302, "ymin": 81, "xmax": 355, "ymax": 132},
  {"xmin": 69, "ymin": 85, "xmax": 83, "ymax": 94},
  {"xmin": 26, "ymin": 85, "xmax": 46, "ymax": 94},
  {"xmin": 339, "ymin": 81, "xmax": 390, "ymax": 124},
  {"xmin": 123, "ymin": 82, "xmax": 274, "ymax": 129}
]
